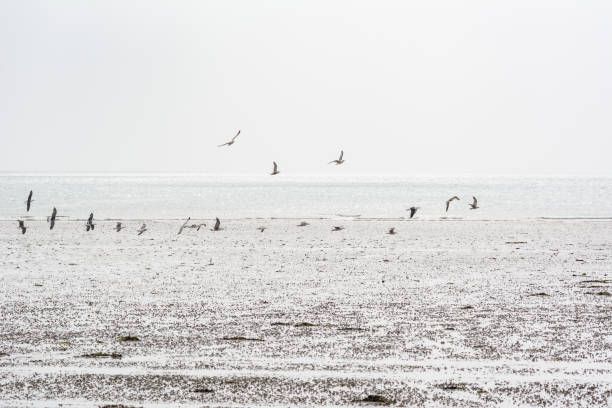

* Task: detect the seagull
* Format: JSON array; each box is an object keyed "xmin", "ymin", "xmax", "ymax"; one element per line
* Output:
[
  {"xmin": 387, "ymin": 227, "xmax": 396, "ymax": 235},
  {"xmin": 297, "ymin": 221, "xmax": 309, "ymax": 227},
  {"xmin": 407, "ymin": 206, "xmax": 419, "ymax": 219},
  {"xmin": 18, "ymin": 220, "xmax": 26, "ymax": 234},
  {"xmin": 446, "ymin": 196, "xmax": 460, "ymax": 212},
  {"xmin": 328, "ymin": 150, "xmax": 345, "ymax": 165},
  {"xmin": 137, "ymin": 223, "xmax": 147, "ymax": 235},
  {"xmin": 177, "ymin": 217, "xmax": 190, "ymax": 235},
  {"xmin": 270, "ymin": 161, "xmax": 280, "ymax": 175},
  {"xmin": 48, "ymin": 207, "xmax": 57, "ymax": 230},
  {"xmin": 184, "ymin": 223, "xmax": 207, "ymax": 231},
  {"xmin": 469, "ymin": 196, "xmax": 479, "ymax": 209},
  {"xmin": 332, "ymin": 226, "xmax": 344, "ymax": 231},
  {"xmin": 26, "ymin": 191, "xmax": 33, "ymax": 212},
  {"xmin": 212, "ymin": 217, "xmax": 222, "ymax": 231},
  {"xmin": 258, "ymin": 226, "xmax": 266, "ymax": 232},
  {"xmin": 218, "ymin": 130, "xmax": 241, "ymax": 147},
  {"xmin": 116, "ymin": 222, "xmax": 123, "ymax": 232},
  {"xmin": 85, "ymin": 213, "xmax": 95, "ymax": 231}
]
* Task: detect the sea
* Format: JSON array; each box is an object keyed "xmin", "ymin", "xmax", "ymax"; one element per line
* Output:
[{"xmin": 0, "ymin": 174, "xmax": 611, "ymax": 221}]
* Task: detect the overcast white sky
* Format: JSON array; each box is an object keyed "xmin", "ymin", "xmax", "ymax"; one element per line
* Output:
[{"xmin": 1, "ymin": 1, "xmax": 611, "ymax": 174}]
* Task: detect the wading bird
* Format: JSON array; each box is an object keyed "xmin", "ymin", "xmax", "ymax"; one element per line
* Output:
[
  {"xmin": 18, "ymin": 220, "xmax": 26, "ymax": 234},
  {"xmin": 387, "ymin": 227, "xmax": 396, "ymax": 235},
  {"xmin": 328, "ymin": 150, "xmax": 345, "ymax": 165},
  {"xmin": 218, "ymin": 130, "xmax": 240, "ymax": 147},
  {"xmin": 270, "ymin": 161, "xmax": 280, "ymax": 175},
  {"xmin": 469, "ymin": 196, "xmax": 479, "ymax": 210},
  {"xmin": 212, "ymin": 217, "xmax": 221, "ymax": 231},
  {"xmin": 446, "ymin": 196, "xmax": 460, "ymax": 212},
  {"xmin": 116, "ymin": 222, "xmax": 123, "ymax": 232}
]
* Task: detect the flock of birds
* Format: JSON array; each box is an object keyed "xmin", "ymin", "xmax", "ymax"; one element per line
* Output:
[{"xmin": 15, "ymin": 131, "xmax": 480, "ymax": 236}]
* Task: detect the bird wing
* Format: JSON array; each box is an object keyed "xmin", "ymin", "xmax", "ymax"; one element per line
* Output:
[
  {"xmin": 273, "ymin": 161, "xmax": 278, "ymax": 172},
  {"xmin": 339, "ymin": 150, "xmax": 344, "ymax": 160},
  {"xmin": 472, "ymin": 196, "xmax": 477, "ymax": 206},
  {"xmin": 178, "ymin": 217, "xmax": 190, "ymax": 234},
  {"xmin": 232, "ymin": 130, "xmax": 240, "ymax": 141},
  {"xmin": 445, "ymin": 201, "xmax": 450, "ymax": 212},
  {"xmin": 214, "ymin": 218, "xmax": 220, "ymax": 230}
]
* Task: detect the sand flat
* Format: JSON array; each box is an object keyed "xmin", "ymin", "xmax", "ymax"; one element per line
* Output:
[{"xmin": 0, "ymin": 219, "xmax": 610, "ymax": 407}]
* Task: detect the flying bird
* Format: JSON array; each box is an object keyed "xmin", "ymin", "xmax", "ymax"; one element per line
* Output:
[
  {"xmin": 48, "ymin": 207, "xmax": 57, "ymax": 230},
  {"xmin": 258, "ymin": 226, "xmax": 266, "ymax": 232},
  {"xmin": 85, "ymin": 213, "xmax": 95, "ymax": 231},
  {"xmin": 270, "ymin": 161, "xmax": 280, "ymax": 175},
  {"xmin": 218, "ymin": 130, "xmax": 241, "ymax": 147},
  {"xmin": 184, "ymin": 223, "xmax": 207, "ymax": 231},
  {"xmin": 178, "ymin": 217, "xmax": 190, "ymax": 235},
  {"xmin": 387, "ymin": 227, "xmax": 396, "ymax": 235},
  {"xmin": 297, "ymin": 221, "xmax": 309, "ymax": 227},
  {"xmin": 26, "ymin": 191, "xmax": 33, "ymax": 212},
  {"xmin": 469, "ymin": 196, "xmax": 479, "ymax": 209},
  {"xmin": 446, "ymin": 196, "xmax": 460, "ymax": 212},
  {"xmin": 332, "ymin": 226, "xmax": 344, "ymax": 231},
  {"xmin": 18, "ymin": 220, "xmax": 26, "ymax": 234},
  {"xmin": 407, "ymin": 206, "xmax": 419, "ymax": 219},
  {"xmin": 212, "ymin": 217, "xmax": 221, "ymax": 231},
  {"xmin": 137, "ymin": 223, "xmax": 147, "ymax": 235},
  {"xmin": 328, "ymin": 150, "xmax": 345, "ymax": 165},
  {"xmin": 116, "ymin": 222, "xmax": 123, "ymax": 232}
]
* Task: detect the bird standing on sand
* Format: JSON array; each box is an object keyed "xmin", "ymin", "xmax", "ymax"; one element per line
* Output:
[
  {"xmin": 116, "ymin": 222, "xmax": 123, "ymax": 232},
  {"xmin": 178, "ymin": 217, "xmax": 190, "ymax": 235},
  {"xmin": 18, "ymin": 220, "xmax": 26, "ymax": 234},
  {"xmin": 218, "ymin": 130, "xmax": 240, "ymax": 147},
  {"xmin": 212, "ymin": 217, "xmax": 222, "ymax": 231},
  {"xmin": 332, "ymin": 226, "xmax": 344, "ymax": 231},
  {"xmin": 270, "ymin": 161, "xmax": 280, "ymax": 175},
  {"xmin": 137, "ymin": 223, "xmax": 147, "ymax": 235},
  {"xmin": 328, "ymin": 150, "xmax": 345, "ymax": 165},
  {"xmin": 469, "ymin": 196, "xmax": 479, "ymax": 209},
  {"xmin": 446, "ymin": 196, "xmax": 460, "ymax": 212},
  {"xmin": 407, "ymin": 206, "xmax": 419, "ymax": 219},
  {"xmin": 85, "ymin": 213, "xmax": 95, "ymax": 231},
  {"xmin": 26, "ymin": 191, "xmax": 33, "ymax": 212},
  {"xmin": 387, "ymin": 227, "xmax": 396, "ymax": 235},
  {"xmin": 48, "ymin": 207, "xmax": 57, "ymax": 230}
]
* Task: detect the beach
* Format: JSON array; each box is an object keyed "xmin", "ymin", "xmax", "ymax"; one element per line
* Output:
[{"xmin": 1, "ymin": 217, "xmax": 610, "ymax": 407}]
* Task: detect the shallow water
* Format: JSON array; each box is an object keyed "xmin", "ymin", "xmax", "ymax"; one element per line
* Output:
[{"xmin": 0, "ymin": 217, "xmax": 611, "ymax": 407}]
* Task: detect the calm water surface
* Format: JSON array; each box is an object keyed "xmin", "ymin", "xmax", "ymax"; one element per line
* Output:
[{"xmin": 0, "ymin": 174, "xmax": 610, "ymax": 220}]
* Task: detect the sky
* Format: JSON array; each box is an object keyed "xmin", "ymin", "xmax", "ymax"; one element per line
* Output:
[{"xmin": 1, "ymin": 0, "xmax": 611, "ymax": 175}]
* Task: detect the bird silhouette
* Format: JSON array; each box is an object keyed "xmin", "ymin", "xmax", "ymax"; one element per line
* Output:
[
  {"xmin": 26, "ymin": 191, "xmax": 33, "ymax": 212},
  {"xmin": 218, "ymin": 130, "xmax": 241, "ymax": 147},
  {"xmin": 446, "ymin": 196, "xmax": 460, "ymax": 212},
  {"xmin": 469, "ymin": 196, "xmax": 479, "ymax": 209},
  {"xmin": 270, "ymin": 161, "xmax": 280, "ymax": 175},
  {"xmin": 328, "ymin": 150, "xmax": 345, "ymax": 165}
]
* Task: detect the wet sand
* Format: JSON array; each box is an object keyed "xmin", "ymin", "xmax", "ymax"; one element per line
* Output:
[{"xmin": 0, "ymin": 219, "xmax": 610, "ymax": 407}]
